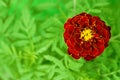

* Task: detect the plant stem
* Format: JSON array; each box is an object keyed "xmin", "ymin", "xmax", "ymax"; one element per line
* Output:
[
  {"xmin": 110, "ymin": 34, "xmax": 120, "ymax": 41},
  {"xmin": 73, "ymin": 0, "xmax": 76, "ymax": 14},
  {"xmin": 102, "ymin": 70, "xmax": 120, "ymax": 77}
]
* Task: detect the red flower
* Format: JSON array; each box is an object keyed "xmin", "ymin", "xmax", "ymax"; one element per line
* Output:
[{"xmin": 64, "ymin": 12, "xmax": 111, "ymax": 61}]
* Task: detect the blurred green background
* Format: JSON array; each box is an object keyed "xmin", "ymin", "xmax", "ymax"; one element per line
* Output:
[{"xmin": 0, "ymin": 0, "xmax": 120, "ymax": 80}]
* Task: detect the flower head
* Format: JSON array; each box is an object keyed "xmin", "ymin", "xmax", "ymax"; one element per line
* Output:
[{"xmin": 64, "ymin": 12, "xmax": 111, "ymax": 61}]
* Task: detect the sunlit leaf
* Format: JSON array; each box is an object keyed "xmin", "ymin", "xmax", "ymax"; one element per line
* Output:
[
  {"xmin": 113, "ymin": 74, "xmax": 120, "ymax": 80},
  {"xmin": 94, "ymin": 3, "xmax": 109, "ymax": 7},
  {"xmin": 89, "ymin": 9, "xmax": 102, "ymax": 13},
  {"xmin": 0, "ymin": 0, "xmax": 7, "ymax": 7},
  {"xmin": 13, "ymin": 40, "xmax": 29, "ymax": 47}
]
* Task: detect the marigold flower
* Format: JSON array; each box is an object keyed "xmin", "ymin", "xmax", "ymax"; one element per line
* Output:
[{"xmin": 64, "ymin": 12, "xmax": 111, "ymax": 61}]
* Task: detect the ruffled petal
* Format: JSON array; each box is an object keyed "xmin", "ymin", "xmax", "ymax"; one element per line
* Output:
[{"xmin": 64, "ymin": 12, "xmax": 111, "ymax": 61}]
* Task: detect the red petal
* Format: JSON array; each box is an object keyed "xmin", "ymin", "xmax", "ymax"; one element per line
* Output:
[
  {"xmin": 93, "ymin": 33, "xmax": 99, "ymax": 38},
  {"xmin": 74, "ymin": 27, "xmax": 81, "ymax": 33},
  {"xmin": 90, "ymin": 17, "xmax": 96, "ymax": 26},
  {"xmin": 67, "ymin": 18, "xmax": 72, "ymax": 23},
  {"xmin": 80, "ymin": 12, "xmax": 87, "ymax": 16},
  {"xmin": 74, "ymin": 33, "xmax": 81, "ymax": 43},
  {"xmin": 68, "ymin": 48, "xmax": 80, "ymax": 59},
  {"xmin": 68, "ymin": 25, "xmax": 74, "ymax": 34},
  {"xmin": 80, "ymin": 16, "xmax": 89, "ymax": 27},
  {"xmin": 96, "ymin": 20, "xmax": 105, "ymax": 28},
  {"xmin": 86, "ymin": 14, "xmax": 92, "ymax": 18},
  {"xmin": 97, "ymin": 39, "xmax": 104, "ymax": 45},
  {"xmin": 82, "ymin": 42, "xmax": 91, "ymax": 50},
  {"xmin": 74, "ymin": 43, "xmax": 83, "ymax": 52},
  {"xmin": 92, "ymin": 47, "xmax": 100, "ymax": 57},
  {"xmin": 72, "ymin": 16, "xmax": 81, "ymax": 23},
  {"xmin": 96, "ymin": 25, "xmax": 102, "ymax": 33},
  {"xmin": 72, "ymin": 53, "xmax": 80, "ymax": 59},
  {"xmin": 64, "ymin": 32, "xmax": 70, "ymax": 42},
  {"xmin": 81, "ymin": 48, "xmax": 92, "ymax": 57},
  {"xmin": 64, "ymin": 23, "xmax": 70, "ymax": 29},
  {"xmin": 84, "ymin": 55, "xmax": 95, "ymax": 61},
  {"xmin": 98, "ymin": 45, "xmax": 105, "ymax": 53},
  {"xmin": 103, "ymin": 29, "xmax": 108, "ymax": 36},
  {"xmin": 66, "ymin": 40, "xmax": 74, "ymax": 48},
  {"xmin": 81, "ymin": 51, "xmax": 87, "ymax": 57}
]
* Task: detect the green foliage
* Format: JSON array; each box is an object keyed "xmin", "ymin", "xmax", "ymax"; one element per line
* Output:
[{"xmin": 0, "ymin": 0, "xmax": 120, "ymax": 80}]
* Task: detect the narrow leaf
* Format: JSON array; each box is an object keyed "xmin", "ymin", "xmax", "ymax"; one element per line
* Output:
[
  {"xmin": 89, "ymin": 9, "xmax": 102, "ymax": 13},
  {"xmin": 44, "ymin": 55, "xmax": 65, "ymax": 70},
  {"xmin": 94, "ymin": 3, "xmax": 109, "ymax": 7},
  {"xmin": 2, "ymin": 15, "xmax": 14, "ymax": 33}
]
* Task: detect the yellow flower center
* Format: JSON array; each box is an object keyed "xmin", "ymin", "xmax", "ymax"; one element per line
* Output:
[{"xmin": 80, "ymin": 28, "xmax": 93, "ymax": 41}]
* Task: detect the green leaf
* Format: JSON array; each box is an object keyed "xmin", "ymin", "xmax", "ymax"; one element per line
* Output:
[
  {"xmin": 53, "ymin": 74, "xmax": 68, "ymax": 80},
  {"xmin": 113, "ymin": 74, "xmax": 120, "ymax": 80},
  {"xmin": 34, "ymin": 71, "xmax": 45, "ymax": 77},
  {"xmin": 0, "ymin": 41, "xmax": 12, "ymax": 54},
  {"xmin": 0, "ymin": 0, "xmax": 7, "ymax": 7},
  {"xmin": 110, "ymin": 34, "xmax": 120, "ymax": 41},
  {"xmin": 89, "ymin": 9, "xmax": 102, "ymax": 13},
  {"xmin": 36, "ymin": 40, "xmax": 52, "ymax": 54},
  {"xmin": 53, "ymin": 17, "xmax": 63, "ymax": 27},
  {"xmin": 40, "ymin": 18, "xmax": 54, "ymax": 30},
  {"xmin": 0, "ymin": 18, "xmax": 3, "ymax": 26},
  {"xmin": 54, "ymin": 69, "xmax": 74, "ymax": 80},
  {"xmin": 3, "ymin": 65, "xmax": 14, "ymax": 79},
  {"xmin": 19, "ymin": 73, "xmax": 33, "ymax": 80},
  {"xmin": 28, "ymin": 23, "xmax": 36, "ymax": 37},
  {"xmin": 103, "ymin": 70, "xmax": 120, "ymax": 77},
  {"xmin": 83, "ymin": 0, "xmax": 91, "ymax": 9},
  {"xmin": 37, "ymin": 65, "xmax": 50, "ymax": 70},
  {"xmin": 34, "ymin": 2, "xmax": 56, "ymax": 11},
  {"xmin": 94, "ymin": 3, "xmax": 109, "ymax": 7},
  {"xmin": 52, "ymin": 46, "xmax": 65, "ymax": 56},
  {"xmin": 65, "ymin": 1, "xmax": 73, "ymax": 9},
  {"xmin": 11, "ymin": 32, "xmax": 27, "ymax": 39},
  {"xmin": 13, "ymin": 40, "xmax": 29, "ymax": 47},
  {"xmin": 32, "ymin": 36, "xmax": 41, "ymax": 43},
  {"xmin": 103, "ymin": 77, "xmax": 111, "ymax": 80},
  {"xmin": 2, "ymin": 15, "xmax": 14, "ymax": 33},
  {"xmin": 44, "ymin": 55, "xmax": 65, "ymax": 70},
  {"xmin": 16, "ymin": 54, "xmax": 23, "ymax": 75},
  {"xmin": 48, "ymin": 65, "xmax": 56, "ymax": 79},
  {"xmin": 101, "ymin": 63, "xmax": 110, "ymax": 73},
  {"xmin": 43, "ymin": 33, "xmax": 54, "ymax": 38},
  {"xmin": 111, "ymin": 42, "xmax": 120, "ymax": 56},
  {"xmin": 110, "ymin": 40, "xmax": 120, "ymax": 43},
  {"xmin": 21, "ymin": 8, "xmax": 31, "ymax": 27},
  {"xmin": 68, "ymin": 59, "xmax": 83, "ymax": 72},
  {"xmin": 58, "ymin": 35, "xmax": 65, "ymax": 48}
]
